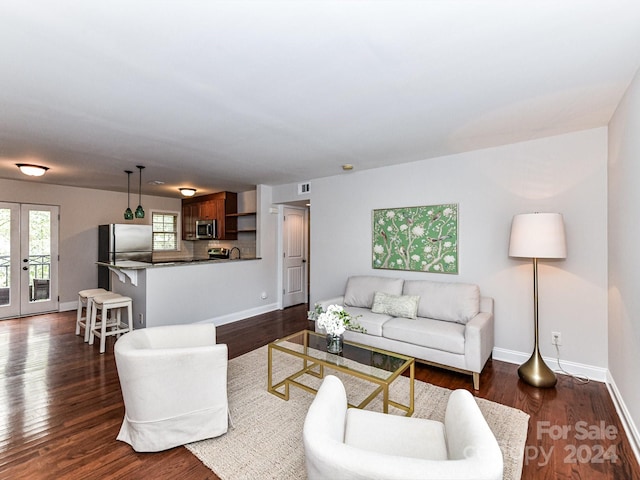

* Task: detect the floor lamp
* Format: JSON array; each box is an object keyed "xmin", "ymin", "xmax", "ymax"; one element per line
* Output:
[{"xmin": 509, "ymin": 213, "xmax": 567, "ymax": 388}]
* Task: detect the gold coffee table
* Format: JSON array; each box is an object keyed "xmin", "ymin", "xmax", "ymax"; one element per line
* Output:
[{"xmin": 268, "ymin": 330, "xmax": 415, "ymax": 416}]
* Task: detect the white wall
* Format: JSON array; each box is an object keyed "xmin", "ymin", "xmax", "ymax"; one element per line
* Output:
[
  {"xmin": 608, "ymin": 67, "xmax": 640, "ymax": 440},
  {"xmin": 273, "ymin": 128, "xmax": 609, "ymax": 369}
]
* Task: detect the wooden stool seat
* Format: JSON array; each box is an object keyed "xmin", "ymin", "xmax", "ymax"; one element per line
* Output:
[
  {"xmin": 75, "ymin": 288, "xmax": 109, "ymax": 342},
  {"xmin": 89, "ymin": 293, "xmax": 133, "ymax": 354}
]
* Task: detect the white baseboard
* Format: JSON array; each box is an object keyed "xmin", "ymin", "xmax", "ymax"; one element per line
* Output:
[
  {"xmin": 59, "ymin": 301, "xmax": 77, "ymax": 312},
  {"xmin": 606, "ymin": 372, "xmax": 640, "ymax": 466},
  {"xmin": 60, "ymin": 301, "xmax": 281, "ymax": 327},
  {"xmin": 492, "ymin": 347, "xmax": 608, "ymax": 382},
  {"xmin": 197, "ymin": 303, "xmax": 280, "ymax": 327}
]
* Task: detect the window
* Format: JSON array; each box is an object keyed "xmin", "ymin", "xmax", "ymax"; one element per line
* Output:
[{"xmin": 152, "ymin": 212, "xmax": 179, "ymax": 251}]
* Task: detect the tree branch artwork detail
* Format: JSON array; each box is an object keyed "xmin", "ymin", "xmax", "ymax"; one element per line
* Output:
[{"xmin": 372, "ymin": 204, "xmax": 458, "ymax": 274}]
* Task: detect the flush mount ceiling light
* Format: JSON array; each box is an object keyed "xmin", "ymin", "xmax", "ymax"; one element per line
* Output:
[
  {"xmin": 135, "ymin": 165, "xmax": 145, "ymax": 219},
  {"xmin": 179, "ymin": 188, "xmax": 197, "ymax": 197},
  {"xmin": 16, "ymin": 163, "xmax": 49, "ymax": 176}
]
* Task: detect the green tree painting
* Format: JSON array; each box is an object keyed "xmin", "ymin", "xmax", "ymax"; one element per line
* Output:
[{"xmin": 372, "ymin": 204, "xmax": 458, "ymax": 274}]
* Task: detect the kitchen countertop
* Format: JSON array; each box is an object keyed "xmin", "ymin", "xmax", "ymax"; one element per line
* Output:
[{"xmin": 97, "ymin": 257, "xmax": 260, "ymax": 269}]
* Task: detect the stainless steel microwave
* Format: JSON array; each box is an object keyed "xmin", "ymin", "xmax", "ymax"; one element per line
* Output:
[{"xmin": 195, "ymin": 220, "xmax": 216, "ymax": 239}]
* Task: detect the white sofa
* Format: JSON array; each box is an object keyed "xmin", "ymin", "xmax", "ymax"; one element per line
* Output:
[{"xmin": 315, "ymin": 275, "xmax": 494, "ymax": 390}]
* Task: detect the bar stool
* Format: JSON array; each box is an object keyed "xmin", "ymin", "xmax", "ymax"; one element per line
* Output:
[
  {"xmin": 76, "ymin": 288, "xmax": 109, "ymax": 342},
  {"xmin": 89, "ymin": 293, "xmax": 133, "ymax": 354}
]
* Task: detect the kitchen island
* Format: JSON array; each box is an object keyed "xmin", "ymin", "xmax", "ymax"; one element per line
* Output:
[{"xmin": 98, "ymin": 257, "xmax": 274, "ymax": 329}]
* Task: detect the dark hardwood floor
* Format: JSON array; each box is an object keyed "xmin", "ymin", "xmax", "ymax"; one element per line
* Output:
[{"xmin": 1, "ymin": 306, "xmax": 638, "ymax": 479}]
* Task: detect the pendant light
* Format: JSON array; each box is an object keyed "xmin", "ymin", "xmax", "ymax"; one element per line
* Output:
[
  {"xmin": 124, "ymin": 170, "xmax": 134, "ymax": 220},
  {"xmin": 135, "ymin": 165, "xmax": 145, "ymax": 219}
]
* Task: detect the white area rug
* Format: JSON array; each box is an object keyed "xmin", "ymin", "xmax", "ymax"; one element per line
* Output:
[{"xmin": 186, "ymin": 346, "xmax": 529, "ymax": 480}]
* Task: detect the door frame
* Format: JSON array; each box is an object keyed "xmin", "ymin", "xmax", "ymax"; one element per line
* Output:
[
  {"xmin": 277, "ymin": 203, "xmax": 310, "ymax": 309},
  {"xmin": 0, "ymin": 202, "xmax": 59, "ymax": 319}
]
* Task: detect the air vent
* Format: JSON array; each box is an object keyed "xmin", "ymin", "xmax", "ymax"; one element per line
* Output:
[{"xmin": 298, "ymin": 182, "xmax": 310, "ymax": 195}]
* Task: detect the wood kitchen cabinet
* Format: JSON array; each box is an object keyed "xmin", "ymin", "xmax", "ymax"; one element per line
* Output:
[
  {"xmin": 182, "ymin": 191, "xmax": 238, "ymax": 240},
  {"xmin": 199, "ymin": 200, "xmax": 216, "ymax": 220},
  {"xmin": 215, "ymin": 191, "xmax": 238, "ymax": 240},
  {"xmin": 181, "ymin": 203, "xmax": 198, "ymax": 240}
]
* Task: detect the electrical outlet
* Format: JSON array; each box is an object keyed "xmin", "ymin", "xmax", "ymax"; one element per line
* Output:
[
  {"xmin": 551, "ymin": 331, "xmax": 562, "ymax": 346},
  {"xmin": 138, "ymin": 313, "xmax": 144, "ymax": 325}
]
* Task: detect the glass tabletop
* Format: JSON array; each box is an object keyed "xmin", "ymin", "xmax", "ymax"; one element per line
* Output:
[{"xmin": 270, "ymin": 330, "xmax": 414, "ymax": 382}]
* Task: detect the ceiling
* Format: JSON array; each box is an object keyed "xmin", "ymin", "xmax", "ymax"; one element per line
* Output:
[{"xmin": 1, "ymin": 1, "xmax": 639, "ymax": 198}]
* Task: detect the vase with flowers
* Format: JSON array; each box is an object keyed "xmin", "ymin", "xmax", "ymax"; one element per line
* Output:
[{"xmin": 308, "ymin": 304, "xmax": 365, "ymax": 353}]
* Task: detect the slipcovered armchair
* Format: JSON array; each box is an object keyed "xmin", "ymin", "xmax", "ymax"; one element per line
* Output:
[
  {"xmin": 114, "ymin": 323, "xmax": 228, "ymax": 452},
  {"xmin": 303, "ymin": 375, "xmax": 503, "ymax": 480}
]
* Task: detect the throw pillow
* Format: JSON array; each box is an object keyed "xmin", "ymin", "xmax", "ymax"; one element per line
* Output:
[
  {"xmin": 343, "ymin": 276, "xmax": 404, "ymax": 308},
  {"xmin": 371, "ymin": 292, "xmax": 420, "ymax": 319}
]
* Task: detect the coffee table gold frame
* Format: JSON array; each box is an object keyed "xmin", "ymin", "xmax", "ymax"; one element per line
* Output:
[{"xmin": 268, "ymin": 330, "xmax": 415, "ymax": 416}]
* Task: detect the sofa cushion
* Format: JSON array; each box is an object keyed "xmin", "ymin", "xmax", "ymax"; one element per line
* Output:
[
  {"xmin": 402, "ymin": 280, "xmax": 480, "ymax": 324},
  {"xmin": 371, "ymin": 292, "xmax": 420, "ymax": 319},
  {"xmin": 341, "ymin": 306, "xmax": 392, "ymax": 337},
  {"xmin": 383, "ymin": 317, "xmax": 466, "ymax": 355},
  {"xmin": 344, "ymin": 276, "xmax": 404, "ymax": 309}
]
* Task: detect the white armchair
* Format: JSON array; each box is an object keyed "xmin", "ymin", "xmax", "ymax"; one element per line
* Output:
[
  {"xmin": 303, "ymin": 375, "xmax": 503, "ymax": 480},
  {"xmin": 114, "ymin": 323, "xmax": 228, "ymax": 452}
]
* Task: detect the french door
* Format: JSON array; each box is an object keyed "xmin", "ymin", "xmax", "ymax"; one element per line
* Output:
[{"xmin": 0, "ymin": 202, "xmax": 59, "ymax": 319}]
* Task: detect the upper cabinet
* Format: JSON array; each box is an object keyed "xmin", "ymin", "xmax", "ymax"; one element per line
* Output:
[
  {"xmin": 182, "ymin": 191, "xmax": 238, "ymax": 240},
  {"xmin": 199, "ymin": 200, "xmax": 216, "ymax": 220},
  {"xmin": 215, "ymin": 191, "xmax": 238, "ymax": 240},
  {"xmin": 181, "ymin": 202, "xmax": 199, "ymax": 240}
]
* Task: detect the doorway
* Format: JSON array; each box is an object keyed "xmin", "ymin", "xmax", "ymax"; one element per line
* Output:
[
  {"xmin": 0, "ymin": 202, "xmax": 59, "ymax": 319},
  {"xmin": 281, "ymin": 205, "xmax": 309, "ymax": 308}
]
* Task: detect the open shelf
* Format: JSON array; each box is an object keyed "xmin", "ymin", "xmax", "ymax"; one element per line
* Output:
[
  {"xmin": 226, "ymin": 212, "xmax": 256, "ymax": 217},
  {"xmin": 226, "ymin": 212, "xmax": 256, "ymax": 234}
]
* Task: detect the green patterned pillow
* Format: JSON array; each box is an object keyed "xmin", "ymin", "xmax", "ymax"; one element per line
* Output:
[{"xmin": 371, "ymin": 292, "xmax": 420, "ymax": 319}]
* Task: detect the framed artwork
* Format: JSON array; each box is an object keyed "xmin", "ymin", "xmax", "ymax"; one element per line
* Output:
[{"xmin": 372, "ymin": 203, "xmax": 458, "ymax": 274}]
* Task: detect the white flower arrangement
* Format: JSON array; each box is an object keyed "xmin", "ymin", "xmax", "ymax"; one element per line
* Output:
[{"xmin": 309, "ymin": 304, "xmax": 365, "ymax": 336}]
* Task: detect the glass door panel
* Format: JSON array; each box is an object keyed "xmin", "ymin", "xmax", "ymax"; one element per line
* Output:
[
  {"xmin": 0, "ymin": 202, "xmax": 20, "ymax": 319},
  {"xmin": 20, "ymin": 204, "xmax": 58, "ymax": 316},
  {"xmin": 0, "ymin": 208, "xmax": 9, "ymax": 305},
  {"xmin": 28, "ymin": 210, "xmax": 52, "ymax": 301}
]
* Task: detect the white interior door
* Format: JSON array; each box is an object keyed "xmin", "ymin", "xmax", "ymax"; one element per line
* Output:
[
  {"xmin": 0, "ymin": 202, "xmax": 59, "ymax": 319},
  {"xmin": 282, "ymin": 206, "xmax": 308, "ymax": 308}
]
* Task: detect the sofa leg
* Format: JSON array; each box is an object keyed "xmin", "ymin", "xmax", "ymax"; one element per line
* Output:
[{"xmin": 472, "ymin": 372, "xmax": 480, "ymax": 390}]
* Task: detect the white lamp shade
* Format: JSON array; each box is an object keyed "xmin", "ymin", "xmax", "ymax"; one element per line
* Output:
[{"xmin": 509, "ymin": 213, "xmax": 567, "ymax": 259}]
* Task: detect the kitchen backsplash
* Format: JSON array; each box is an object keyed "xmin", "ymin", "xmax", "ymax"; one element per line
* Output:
[{"xmin": 194, "ymin": 237, "xmax": 257, "ymax": 259}]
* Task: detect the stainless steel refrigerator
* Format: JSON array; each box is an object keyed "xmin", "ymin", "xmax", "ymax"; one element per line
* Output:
[{"xmin": 98, "ymin": 224, "xmax": 152, "ymax": 289}]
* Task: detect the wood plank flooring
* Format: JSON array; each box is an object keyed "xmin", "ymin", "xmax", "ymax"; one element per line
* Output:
[{"xmin": 1, "ymin": 306, "xmax": 638, "ymax": 479}]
